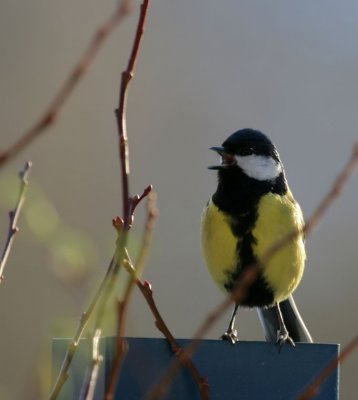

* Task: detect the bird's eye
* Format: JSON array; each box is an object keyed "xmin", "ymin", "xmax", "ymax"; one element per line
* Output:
[{"xmin": 238, "ymin": 147, "xmax": 254, "ymax": 156}]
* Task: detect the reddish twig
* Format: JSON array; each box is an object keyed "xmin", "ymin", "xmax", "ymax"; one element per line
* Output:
[
  {"xmin": 140, "ymin": 282, "xmax": 210, "ymax": 400},
  {"xmin": 0, "ymin": 0, "xmax": 132, "ymax": 168},
  {"xmin": 129, "ymin": 184, "xmax": 153, "ymax": 227},
  {"xmin": 0, "ymin": 160, "xmax": 32, "ymax": 283},
  {"xmin": 137, "ymin": 278, "xmax": 210, "ymax": 399},
  {"xmin": 133, "ymin": 191, "xmax": 158, "ymax": 275},
  {"xmin": 297, "ymin": 335, "xmax": 358, "ymax": 400},
  {"xmin": 122, "ymin": 258, "xmax": 210, "ymax": 400},
  {"xmin": 115, "ymin": 0, "xmax": 151, "ymax": 228},
  {"xmin": 106, "ymin": 191, "xmax": 158, "ymax": 399},
  {"xmin": 99, "ymin": 0, "xmax": 152, "ymax": 340},
  {"xmin": 79, "ymin": 329, "xmax": 104, "ymax": 400},
  {"xmin": 146, "ymin": 143, "xmax": 358, "ymax": 400},
  {"xmin": 84, "ymin": 1, "xmax": 151, "ymax": 398},
  {"xmin": 48, "ymin": 1, "xmax": 151, "ymax": 398}
]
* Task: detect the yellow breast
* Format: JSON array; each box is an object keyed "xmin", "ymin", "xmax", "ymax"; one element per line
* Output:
[
  {"xmin": 201, "ymin": 192, "xmax": 306, "ymax": 303},
  {"xmin": 200, "ymin": 199, "xmax": 237, "ymax": 293},
  {"xmin": 252, "ymin": 191, "xmax": 306, "ymax": 302}
]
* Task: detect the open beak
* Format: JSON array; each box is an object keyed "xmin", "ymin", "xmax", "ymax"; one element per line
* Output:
[{"xmin": 208, "ymin": 146, "xmax": 236, "ymax": 170}]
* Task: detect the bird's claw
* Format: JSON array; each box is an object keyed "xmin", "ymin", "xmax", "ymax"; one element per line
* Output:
[
  {"xmin": 221, "ymin": 329, "xmax": 239, "ymax": 344},
  {"xmin": 276, "ymin": 329, "xmax": 295, "ymax": 351}
]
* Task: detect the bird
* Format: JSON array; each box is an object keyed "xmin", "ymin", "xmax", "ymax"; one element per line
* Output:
[{"xmin": 201, "ymin": 128, "xmax": 306, "ymax": 347}]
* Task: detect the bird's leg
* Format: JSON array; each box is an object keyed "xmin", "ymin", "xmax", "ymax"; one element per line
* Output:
[
  {"xmin": 274, "ymin": 302, "xmax": 295, "ymax": 350},
  {"xmin": 221, "ymin": 303, "xmax": 239, "ymax": 344}
]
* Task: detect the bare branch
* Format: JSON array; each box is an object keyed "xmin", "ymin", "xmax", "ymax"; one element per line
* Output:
[
  {"xmin": 122, "ymin": 258, "xmax": 210, "ymax": 399},
  {"xmin": 82, "ymin": 2, "xmax": 152, "ymax": 398},
  {"xmin": 129, "ymin": 184, "xmax": 153, "ymax": 227},
  {"xmin": 133, "ymin": 191, "xmax": 158, "ymax": 275},
  {"xmin": 297, "ymin": 335, "xmax": 358, "ymax": 400},
  {"xmin": 115, "ymin": 0, "xmax": 151, "ymax": 228},
  {"xmin": 45, "ymin": 1, "xmax": 151, "ymax": 398},
  {"xmin": 106, "ymin": 191, "xmax": 158, "ymax": 399},
  {"xmin": 0, "ymin": 160, "xmax": 32, "ymax": 283},
  {"xmin": 50, "ymin": 188, "xmax": 155, "ymax": 400},
  {"xmin": 0, "ymin": 0, "xmax": 132, "ymax": 168},
  {"xmin": 146, "ymin": 143, "xmax": 358, "ymax": 400}
]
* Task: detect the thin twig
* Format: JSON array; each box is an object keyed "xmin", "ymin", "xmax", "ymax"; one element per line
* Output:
[
  {"xmin": 79, "ymin": 329, "xmax": 104, "ymax": 400},
  {"xmin": 48, "ymin": 1, "xmax": 150, "ymax": 398},
  {"xmin": 83, "ymin": 1, "xmax": 151, "ymax": 398},
  {"xmin": 0, "ymin": 0, "xmax": 132, "ymax": 168},
  {"xmin": 122, "ymin": 259, "xmax": 210, "ymax": 399},
  {"xmin": 0, "ymin": 160, "xmax": 32, "ymax": 283},
  {"xmin": 115, "ymin": 0, "xmax": 151, "ymax": 228},
  {"xmin": 129, "ymin": 184, "xmax": 153, "ymax": 227},
  {"xmin": 51, "ymin": 191, "xmax": 154, "ymax": 400},
  {"xmin": 133, "ymin": 191, "xmax": 158, "ymax": 275},
  {"xmin": 138, "ymin": 281, "xmax": 210, "ymax": 400},
  {"xmin": 106, "ymin": 191, "xmax": 159, "ymax": 399},
  {"xmin": 297, "ymin": 335, "xmax": 358, "ymax": 400},
  {"xmin": 94, "ymin": 0, "xmax": 151, "ymax": 343},
  {"xmin": 146, "ymin": 143, "xmax": 358, "ymax": 400},
  {"xmin": 48, "ymin": 257, "xmax": 116, "ymax": 400}
]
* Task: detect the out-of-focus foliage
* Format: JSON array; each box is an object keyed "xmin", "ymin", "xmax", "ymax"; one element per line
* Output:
[{"xmin": 0, "ymin": 173, "xmax": 97, "ymax": 286}]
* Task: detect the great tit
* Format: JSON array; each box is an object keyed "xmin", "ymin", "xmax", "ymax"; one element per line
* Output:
[{"xmin": 201, "ymin": 128, "xmax": 306, "ymax": 347}]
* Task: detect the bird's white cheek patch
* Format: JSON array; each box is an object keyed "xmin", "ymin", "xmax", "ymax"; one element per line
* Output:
[{"xmin": 235, "ymin": 155, "xmax": 282, "ymax": 181}]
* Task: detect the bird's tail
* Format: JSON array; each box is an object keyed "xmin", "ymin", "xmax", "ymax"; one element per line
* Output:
[{"xmin": 257, "ymin": 295, "xmax": 313, "ymax": 343}]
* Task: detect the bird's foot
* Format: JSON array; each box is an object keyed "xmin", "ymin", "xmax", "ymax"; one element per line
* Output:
[
  {"xmin": 221, "ymin": 329, "xmax": 239, "ymax": 344},
  {"xmin": 276, "ymin": 328, "xmax": 295, "ymax": 351}
]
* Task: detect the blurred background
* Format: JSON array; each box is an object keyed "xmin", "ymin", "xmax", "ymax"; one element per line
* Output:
[{"xmin": 0, "ymin": 0, "xmax": 357, "ymax": 398}]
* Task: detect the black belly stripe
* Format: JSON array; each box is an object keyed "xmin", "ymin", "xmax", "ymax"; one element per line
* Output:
[
  {"xmin": 212, "ymin": 168, "xmax": 287, "ymax": 308},
  {"xmin": 225, "ymin": 268, "xmax": 275, "ymax": 308},
  {"xmin": 223, "ymin": 207, "xmax": 275, "ymax": 308}
]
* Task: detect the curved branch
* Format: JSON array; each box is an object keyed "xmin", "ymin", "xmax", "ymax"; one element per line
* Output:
[{"xmin": 0, "ymin": 1, "xmax": 132, "ymax": 168}]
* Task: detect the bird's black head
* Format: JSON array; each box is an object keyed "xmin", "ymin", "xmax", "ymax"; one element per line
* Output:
[
  {"xmin": 223, "ymin": 129, "xmax": 280, "ymax": 162},
  {"xmin": 209, "ymin": 129, "xmax": 287, "ymax": 210},
  {"xmin": 210, "ymin": 128, "xmax": 281, "ymax": 171},
  {"xmin": 209, "ymin": 128, "xmax": 284, "ymax": 181}
]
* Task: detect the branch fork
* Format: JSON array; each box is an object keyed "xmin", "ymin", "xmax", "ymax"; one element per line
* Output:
[{"xmin": 112, "ymin": 185, "xmax": 153, "ymax": 231}]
